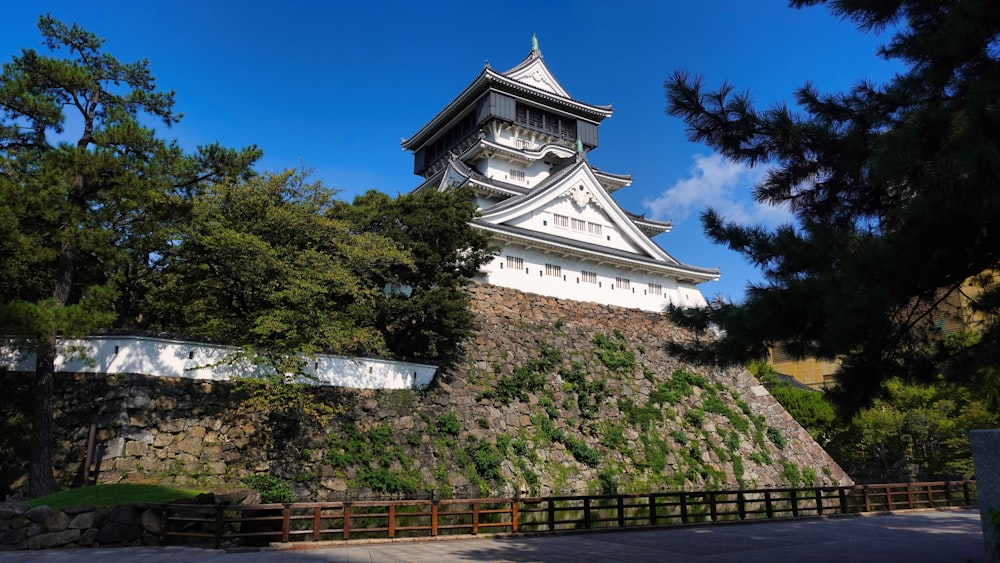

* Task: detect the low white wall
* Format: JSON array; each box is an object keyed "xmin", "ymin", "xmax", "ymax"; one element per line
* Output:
[{"xmin": 1, "ymin": 335, "xmax": 437, "ymax": 390}]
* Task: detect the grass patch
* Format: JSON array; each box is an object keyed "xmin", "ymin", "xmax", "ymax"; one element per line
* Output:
[{"xmin": 26, "ymin": 483, "xmax": 202, "ymax": 509}]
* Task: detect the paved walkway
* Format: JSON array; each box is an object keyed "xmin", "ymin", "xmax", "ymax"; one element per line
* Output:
[{"xmin": 0, "ymin": 508, "xmax": 987, "ymax": 562}]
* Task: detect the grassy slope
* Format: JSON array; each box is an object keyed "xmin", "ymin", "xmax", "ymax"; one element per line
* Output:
[{"xmin": 25, "ymin": 483, "xmax": 202, "ymax": 509}]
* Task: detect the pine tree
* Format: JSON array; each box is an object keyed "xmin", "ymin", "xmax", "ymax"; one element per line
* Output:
[
  {"xmin": 664, "ymin": 0, "xmax": 1000, "ymax": 405},
  {"xmin": 0, "ymin": 16, "xmax": 259, "ymax": 496}
]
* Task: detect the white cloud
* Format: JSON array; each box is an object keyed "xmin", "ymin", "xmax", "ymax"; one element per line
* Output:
[{"xmin": 643, "ymin": 153, "xmax": 793, "ymax": 226}]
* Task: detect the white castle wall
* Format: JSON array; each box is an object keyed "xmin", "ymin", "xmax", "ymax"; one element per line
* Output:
[
  {"xmin": 479, "ymin": 247, "xmax": 709, "ymax": 312},
  {"xmin": 1, "ymin": 334, "xmax": 437, "ymax": 390}
]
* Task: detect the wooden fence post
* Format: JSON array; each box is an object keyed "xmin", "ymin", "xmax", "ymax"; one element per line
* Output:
[
  {"xmin": 617, "ymin": 497, "xmax": 625, "ymax": 527},
  {"xmin": 583, "ymin": 498, "xmax": 592, "ymax": 529},
  {"xmin": 511, "ymin": 500, "xmax": 519, "ymax": 533},
  {"xmin": 649, "ymin": 495, "xmax": 658, "ymax": 526},
  {"xmin": 737, "ymin": 492, "xmax": 746, "ymax": 520},
  {"xmin": 790, "ymin": 489, "xmax": 799, "ymax": 517},
  {"xmin": 159, "ymin": 504, "xmax": 169, "ymax": 545},
  {"xmin": 863, "ymin": 485, "xmax": 871, "ymax": 512},
  {"xmin": 680, "ymin": 492, "xmax": 688, "ymax": 523},
  {"xmin": 815, "ymin": 488, "xmax": 823, "ymax": 515},
  {"xmin": 313, "ymin": 507, "xmax": 322, "ymax": 541},
  {"xmin": 709, "ymin": 493, "xmax": 718, "ymax": 522},
  {"xmin": 214, "ymin": 505, "xmax": 224, "ymax": 548},
  {"xmin": 431, "ymin": 501, "xmax": 439, "ymax": 537},
  {"xmin": 388, "ymin": 504, "xmax": 396, "ymax": 539},
  {"xmin": 963, "ymin": 479, "xmax": 972, "ymax": 505},
  {"xmin": 838, "ymin": 487, "xmax": 848, "ymax": 514},
  {"xmin": 343, "ymin": 504, "xmax": 351, "ymax": 541},
  {"xmin": 764, "ymin": 490, "xmax": 773, "ymax": 518},
  {"xmin": 473, "ymin": 501, "xmax": 480, "ymax": 535},
  {"xmin": 547, "ymin": 499, "xmax": 556, "ymax": 531}
]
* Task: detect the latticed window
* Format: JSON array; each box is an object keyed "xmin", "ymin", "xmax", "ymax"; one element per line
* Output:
[
  {"xmin": 571, "ymin": 218, "xmax": 587, "ymax": 231},
  {"xmin": 581, "ymin": 271, "xmax": 597, "ymax": 284},
  {"xmin": 588, "ymin": 222, "xmax": 602, "ymax": 235},
  {"xmin": 545, "ymin": 264, "xmax": 561, "ymax": 277},
  {"xmin": 615, "ymin": 277, "xmax": 631, "ymax": 290},
  {"xmin": 509, "ymin": 169, "xmax": 525, "ymax": 182},
  {"xmin": 506, "ymin": 256, "xmax": 524, "ymax": 270},
  {"xmin": 648, "ymin": 283, "xmax": 662, "ymax": 295},
  {"xmin": 553, "ymin": 214, "xmax": 569, "ymax": 228}
]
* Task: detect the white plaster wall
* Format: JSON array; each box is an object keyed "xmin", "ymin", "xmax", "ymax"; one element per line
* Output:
[
  {"xmin": 479, "ymin": 248, "xmax": 710, "ymax": 312},
  {"xmin": 1, "ymin": 335, "xmax": 437, "ymax": 390}
]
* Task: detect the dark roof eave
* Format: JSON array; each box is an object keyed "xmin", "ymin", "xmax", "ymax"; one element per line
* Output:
[{"xmin": 402, "ymin": 69, "xmax": 612, "ymax": 151}]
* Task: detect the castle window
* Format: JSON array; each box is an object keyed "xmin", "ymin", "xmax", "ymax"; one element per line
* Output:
[
  {"xmin": 588, "ymin": 222, "xmax": 602, "ymax": 236},
  {"xmin": 516, "ymin": 139, "xmax": 530, "ymax": 149},
  {"xmin": 553, "ymin": 214, "xmax": 569, "ymax": 229},
  {"xmin": 509, "ymin": 169, "xmax": 525, "ymax": 182},
  {"xmin": 615, "ymin": 277, "xmax": 631, "ymax": 290},
  {"xmin": 515, "ymin": 103, "xmax": 577, "ymax": 140},
  {"xmin": 506, "ymin": 256, "xmax": 524, "ymax": 270},
  {"xmin": 581, "ymin": 271, "xmax": 597, "ymax": 284},
  {"xmin": 571, "ymin": 218, "xmax": 586, "ymax": 231},
  {"xmin": 545, "ymin": 264, "xmax": 561, "ymax": 277},
  {"xmin": 648, "ymin": 283, "xmax": 662, "ymax": 296}
]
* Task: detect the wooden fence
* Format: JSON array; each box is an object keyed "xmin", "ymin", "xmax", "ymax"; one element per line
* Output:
[{"xmin": 159, "ymin": 480, "xmax": 977, "ymax": 548}]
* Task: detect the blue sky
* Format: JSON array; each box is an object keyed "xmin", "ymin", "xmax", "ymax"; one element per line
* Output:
[{"xmin": 4, "ymin": 1, "xmax": 902, "ymax": 302}]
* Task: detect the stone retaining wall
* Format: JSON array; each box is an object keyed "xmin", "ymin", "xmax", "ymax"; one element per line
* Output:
[{"xmin": 1, "ymin": 283, "xmax": 851, "ymax": 524}]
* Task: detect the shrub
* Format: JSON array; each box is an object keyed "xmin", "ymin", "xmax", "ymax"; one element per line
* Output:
[
  {"xmin": 684, "ymin": 408, "xmax": 706, "ymax": 428},
  {"xmin": 358, "ymin": 468, "xmax": 419, "ymax": 494},
  {"xmin": 592, "ymin": 332, "xmax": 636, "ymax": 372},
  {"xmin": 767, "ymin": 426, "xmax": 787, "ymax": 449},
  {"xmin": 465, "ymin": 439, "xmax": 504, "ymax": 483},
  {"xmin": 242, "ymin": 474, "xmax": 293, "ymax": 503},
  {"xmin": 436, "ymin": 411, "xmax": 462, "ymax": 435}
]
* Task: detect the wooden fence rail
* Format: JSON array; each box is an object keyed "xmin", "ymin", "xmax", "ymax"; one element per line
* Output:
[{"xmin": 159, "ymin": 480, "xmax": 976, "ymax": 548}]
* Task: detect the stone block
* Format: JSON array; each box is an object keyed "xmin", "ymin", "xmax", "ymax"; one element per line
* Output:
[
  {"xmin": 158, "ymin": 420, "xmax": 185, "ymax": 433},
  {"xmin": 972, "ymin": 429, "xmax": 1000, "ymax": 560},
  {"xmin": 26, "ymin": 528, "xmax": 80, "ymax": 549},
  {"xmin": 23, "ymin": 505, "xmax": 52, "ymax": 523},
  {"xmin": 207, "ymin": 461, "xmax": 228, "ymax": 475},
  {"xmin": 0, "ymin": 526, "xmax": 26, "ymax": 545},
  {"xmin": 61, "ymin": 504, "xmax": 95, "ymax": 515},
  {"xmin": 78, "ymin": 526, "xmax": 98, "ymax": 546},
  {"xmin": 68, "ymin": 511, "xmax": 95, "ymax": 529},
  {"xmin": 175, "ymin": 436, "xmax": 203, "ymax": 456},
  {"xmin": 123, "ymin": 428, "xmax": 154, "ymax": 444},
  {"xmin": 152, "ymin": 432, "xmax": 174, "ymax": 447},
  {"xmin": 108, "ymin": 504, "xmax": 138, "ymax": 524},
  {"xmin": 101, "ymin": 436, "xmax": 126, "ymax": 459},
  {"xmin": 95, "ymin": 521, "xmax": 142, "ymax": 545},
  {"xmin": 124, "ymin": 440, "xmax": 148, "ymax": 457},
  {"xmin": 25, "ymin": 522, "xmax": 43, "ymax": 538},
  {"xmin": 140, "ymin": 508, "xmax": 162, "ymax": 534},
  {"xmin": 43, "ymin": 510, "xmax": 70, "ymax": 531}
]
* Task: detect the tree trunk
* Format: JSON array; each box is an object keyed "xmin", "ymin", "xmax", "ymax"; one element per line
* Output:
[
  {"xmin": 29, "ymin": 331, "xmax": 58, "ymax": 497},
  {"xmin": 28, "ymin": 236, "xmax": 76, "ymax": 497}
]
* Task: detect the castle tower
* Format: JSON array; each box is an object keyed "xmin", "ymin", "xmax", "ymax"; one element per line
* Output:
[{"xmin": 402, "ymin": 37, "xmax": 719, "ymax": 312}]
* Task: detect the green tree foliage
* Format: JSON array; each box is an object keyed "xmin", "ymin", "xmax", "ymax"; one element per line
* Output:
[
  {"xmin": 144, "ymin": 169, "xmax": 412, "ymax": 369},
  {"xmin": 0, "ymin": 16, "xmax": 259, "ymax": 496},
  {"xmin": 751, "ymin": 363, "xmax": 838, "ymax": 441},
  {"xmin": 663, "ymin": 0, "xmax": 1000, "ymax": 405},
  {"xmin": 332, "ymin": 188, "xmax": 495, "ymax": 359},
  {"xmin": 756, "ymin": 362, "xmax": 996, "ymax": 482},
  {"xmin": 836, "ymin": 378, "xmax": 997, "ymax": 482}
]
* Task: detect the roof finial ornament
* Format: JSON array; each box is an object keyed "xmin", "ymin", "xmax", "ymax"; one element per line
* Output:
[
  {"xmin": 531, "ymin": 33, "xmax": 539, "ymax": 53},
  {"xmin": 575, "ymin": 137, "xmax": 584, "ymax": 154}
]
